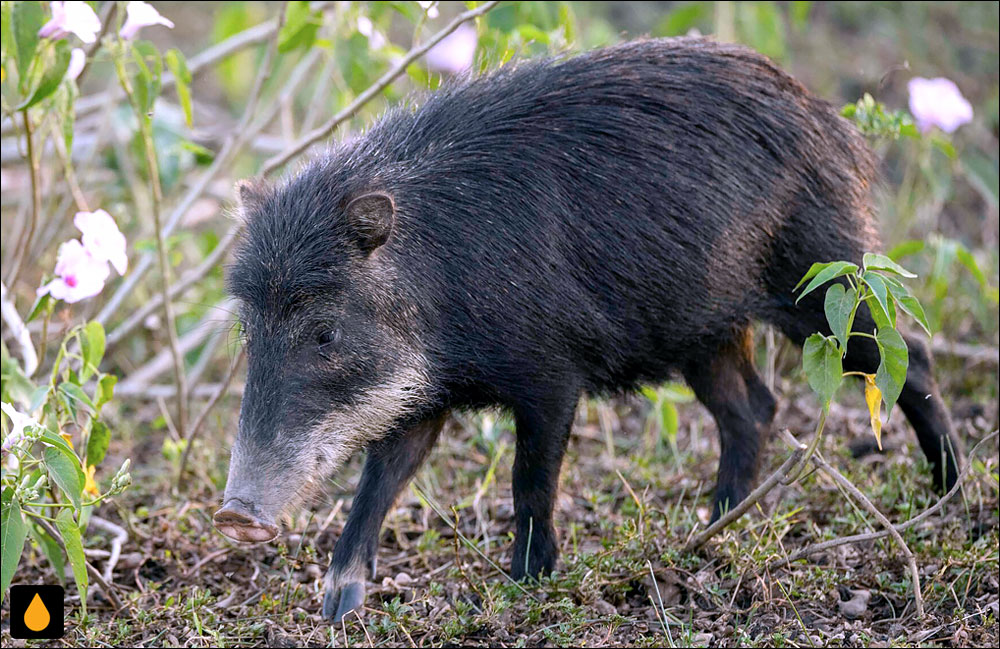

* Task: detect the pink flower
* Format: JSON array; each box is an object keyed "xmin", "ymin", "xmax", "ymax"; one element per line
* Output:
[
  {"xmin": 907, "ymin": 77, "xmax": 974, "ymax": 134},
  {"xmin": 38, "ymin": 1, "xmax": 102, "ymax": 44},
  {"xmin": 75, "ymin": 209, "xmax": 128, "ymax": 274},
  {"xmin": 426, "ymin": 24, "xmax": 477, "ymax": 74},
  {"xmin": 38, "ymin": 240, "xmax": 110, "ymax": 303},
  {"xmin": 120, "ymin": 1, "xmax": 174, "ymax": 40},
  {"xmin": 67, "ymin": 48, "xmax": 86, "ymax": 81}
]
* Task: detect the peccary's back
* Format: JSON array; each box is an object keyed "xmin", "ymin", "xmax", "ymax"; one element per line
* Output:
[{"xmin": 312, "ymin": 37, "xmax": 880, "ymax": 395}]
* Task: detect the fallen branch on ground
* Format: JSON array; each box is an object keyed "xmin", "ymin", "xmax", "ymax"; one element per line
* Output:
[
  {"xmin": 685, "ymin": 440, "xmax": 807, "ymax": 552},
  {"xmin": 768, "ymin": 428, "xmax": 998, "ymax": 569}
]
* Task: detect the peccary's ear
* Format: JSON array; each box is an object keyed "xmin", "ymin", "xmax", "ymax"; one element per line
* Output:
[
  {"xmin": 233, "ymin": 179, "xmax": 267, "ymax": 223},
  {"xmin": 346, "ymin": 192, "xmax": 395, "ymax": 254}
]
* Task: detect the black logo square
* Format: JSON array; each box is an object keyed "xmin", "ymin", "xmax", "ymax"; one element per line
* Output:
[{"xmin": 9, "ymin": 584, "xmax": 65, "ymax": 639}]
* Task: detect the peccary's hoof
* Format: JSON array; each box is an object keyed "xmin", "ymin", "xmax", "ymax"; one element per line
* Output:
[{"xmin": 323, "ymin": 581, "xmax": 366, "ymax": 623}]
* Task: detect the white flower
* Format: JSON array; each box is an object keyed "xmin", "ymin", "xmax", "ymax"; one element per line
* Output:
[
  {"xmin": 426, "ymin": 24, "xmax": 477, "ymax": 74},
  {"xmin": 67, "ymin": 47, "xmax": 86, "ymax": 81},
  {"xmin": 907, "ymin": 77, "xmax": 974, "ymax": 134},
  {"xmin": 37, "ymin": 239, "xmax": 111, "ymax": 303},
  {"xmin": 38, "ymin": 1, "xmax": 102, "ymax": 44},
  {"xmin": 417, "ymin": 1, "xmax": 439, "ymax": 19},
  {"xmin": 75, "ymin": 209, "xmax": 128, "ymax": 275},
  {"xmin": 2, "ymin": 402, "xmax": 40, "ymax": 441},
  {"xmin": 120, "ymin": 1, "xmax": 175, "ymax": 40},
  {"xmin": 357, "ymin": 16, "xmax": 386, "ymax": 50}
]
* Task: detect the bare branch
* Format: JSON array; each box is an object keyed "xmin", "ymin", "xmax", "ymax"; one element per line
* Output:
[
  {"xmin": 95, "ymin": 45, "xmax": 321, "ymax": 328},
  {"xmin": 685, "ymin": 440, "xmax": 807, "ymax": 552},
  {"xmin": 6, "ymin": 111, "xmax": 42, "ymax": 289},
  {"xmin": 804, "ymin": 442, "xmax": 925, "ymax": 617},
  {"xmin": 769, "ymin": 429, "xmax": 999, "ymax": 568},
  {"xmin": 103, "ymin": 0, "xmax": 503, "ymax": 350},
  {"xmin": 261, "ymin": 0, "xmax": 502, "ymax": 175}
]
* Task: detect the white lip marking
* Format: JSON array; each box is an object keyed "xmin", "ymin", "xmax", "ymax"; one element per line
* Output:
[{"xmin": 308, "ymin": 352, "xmax": 432, "ymax": 477}]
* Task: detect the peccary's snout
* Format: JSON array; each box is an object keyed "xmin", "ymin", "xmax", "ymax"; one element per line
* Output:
[{"xmin": 213, "ymin": 498, "xmax": 280, "ymax": 543}]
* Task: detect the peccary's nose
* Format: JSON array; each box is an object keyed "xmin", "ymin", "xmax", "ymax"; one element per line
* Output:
[{"xmin": 213, "ymin": 499, "xmax": 280, "ymax": 543}]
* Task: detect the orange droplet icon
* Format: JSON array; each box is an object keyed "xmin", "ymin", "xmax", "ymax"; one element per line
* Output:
[{"xmin": 24, "ymin": 592, "xmax": 51, "ymax": 632}]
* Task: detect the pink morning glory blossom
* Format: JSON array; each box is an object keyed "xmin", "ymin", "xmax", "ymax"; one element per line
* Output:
[
  {"xmin": 38, "ymin": 239, "xmax": 111, "ymax": 303},
  {"xmin": 38, "ymin": 1, "xmax": 102, "ymax": 44},
  {"xmin": 426, "ymin": 23, "xmax": 477, "ymax": 74},
  {"xmin": 37, "ymin": 210, "xmax": 128, "ymax": 304},
  {"xmin": 907, "ymin": 77, "xmax": 974, "ymax": 134},
  {"xmin": 75, "ymin": 209, "xmax": 128, "ymax": 275},
  {"xmin": 120, "ymin": 1, "xmax": 175, "ymax": 40}
]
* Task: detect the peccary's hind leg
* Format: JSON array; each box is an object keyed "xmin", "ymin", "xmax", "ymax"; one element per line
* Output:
[
  {"xmin": 777, "ymin": 294, "xmax": 961, "ymax": 493},
  {"xmin": 511, "ymin": 387, "xmax": 579, "ymax": 579},
  {"xmin": 323, "ymin": 416, "xmax": 444, "ymax": 622},
  {"xmin": 895, "ymin": 334, "xmax": 960, "ymax": 491},
  {"xmin": 684, "ymin": 330, "xmax": 775, "ymax": 522}
]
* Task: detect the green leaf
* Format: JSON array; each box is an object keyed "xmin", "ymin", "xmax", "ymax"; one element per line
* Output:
[
  {"xmin": 954, "ymin": 245, "xmax": 988, "ymax": 287},
  {"xmin": 961, "ymin": 151, "xmax": 999, "ymax": 208},
  {"xmin": 930, "ymin": 134, "xmax": 957, "ymax": 160},
  {"xmin": 131, "ymin": 40, "xmax": 163, "ymax": 115},
  {"xmin": 58, "ymin": 80, "xmax": 78, "ymax": 155},
  {"xmin": 24, "ymin": 292, "xmax": 53, "ymax": 323},
  {"xmin": 661, "ymin": 400, "xmax": 679, "ymax": 445},
  {"xmin": 863, "ymin": 253, "xmax": 917, "ymax": 278},
  {"xmin": 802, "ymin": 333, "xmax": 843, "ymax": 404},
  {"xmin": 28, "ymin": 385, "xmax": 50, "ymax": 412},
  {"xmin": 28, "ymin": 522, "xmax": 65, "ymax": 586},
  {"xmin": 39, "ymin": 429, "xmax": 75, "ymax": 457},
  {"xmin": 862, "ymin": 271, "xmax": 895, "ymax": 328},
  {"xmin": 1, "ymin": 489, "xmax": 27, "ymax": 604},
  {"xmin": 654, "ymin": 4, "xmax": 706, "ymax": 37},
  {"xmin": 824, "ymin": 283, "xmax": 856, "ymax": 353},
  {"xmin": 80, "ymin": 321, "xmax": 105, "ymax": 382},
  {"xmin": 59, "ymin": 382, "xmax": 95, "ymax": 415},
  {"xmin": 659, "ymin": 382, "xmax": 695, "ymax": 403},
  {"xmin": 16, "ymin": 39, "xmax": 70, "ymax": 110},
  {"xmin": 789, "ymin": 1, "xmax": 813, "ymax": 30},
  {"xmin": 12, "ymin": 1, "xmax": 43, "ymax": 89},
  {"xmin": 165, "ymin": 48, "xmax": 193, "ymax": 127},
  {"xmin": 95, "ymin": 374, "xmax": 117, "ymax": 410},
  {"xmin": 874, "ymin": 327, "xmax": 908, "ymax": 418},
  {"xmin": 44, "ymin": 445, "xmax": 85, "ymax": 510},
  {"xmin": 883, "ymin": 277, "xmax": 932, "ymax": 336},
  {"xmin": 278, "ymin": 1, "xmax": 321, "ymax": 53},
  {"xmin": 55, "ymin": 509, "xmax": 88, "ymax": 616},
  {"xmin": 85, "ymin": 421, "xmax": 111, "ymax": 467},
  {"xmin": 794, "ymin": 261, "xmax": 832, "ymax": 290},
  {"xmin": 795, "ymin": 262, "xmax": 858, "ymax": 302},
  {"xmin": 886, "ymin": 239, "xmax": 925, "ymax": 261}
]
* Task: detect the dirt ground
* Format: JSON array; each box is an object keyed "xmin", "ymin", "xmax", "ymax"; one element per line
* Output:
[{"xmin": 2, "ymin": 341, "xmax": 997, "ymax": 648}]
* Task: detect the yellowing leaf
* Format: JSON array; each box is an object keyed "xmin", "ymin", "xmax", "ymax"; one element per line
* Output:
[
  {"xmin": 864, "ymin": 374, "xmax": 883, "ymax": 450},
  {"xmin": 84, "ymin": 464, "xmax": 99, "ymax": 497}
]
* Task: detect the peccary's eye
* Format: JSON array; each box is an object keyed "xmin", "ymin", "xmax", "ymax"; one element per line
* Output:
[{"xmin": 317, "ymin": 328, "xmax": 342, "ymax": 351}]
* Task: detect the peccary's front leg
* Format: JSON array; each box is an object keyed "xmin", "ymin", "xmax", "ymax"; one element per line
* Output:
[
  {"xmin": 323, "ymin": 416, "xmax": 444, "ymax": 622},
  {"xmin": 510, "ymin": 391, "xmax": 579, "ymax": 580}
]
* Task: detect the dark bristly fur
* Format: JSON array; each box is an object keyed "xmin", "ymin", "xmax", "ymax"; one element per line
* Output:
[{"xmin": 218, "ymin": 37, "xmax": 962, "ymax": 622}]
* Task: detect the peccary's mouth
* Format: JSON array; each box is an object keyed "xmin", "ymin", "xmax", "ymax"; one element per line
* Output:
[{"xmin": 213, "ymin": 498, "xmax": 280, "ymax": 543}]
